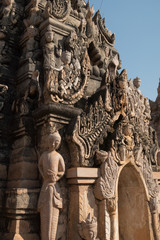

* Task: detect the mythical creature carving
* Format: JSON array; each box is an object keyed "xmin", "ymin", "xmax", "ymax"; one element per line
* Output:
[
  {"xmin": 38, "ymin": 131, "xmax": 65, "ymax": 240},
  {"xmin": 78, "ymin": 214, "xmax": 98, "ymax": 240}
]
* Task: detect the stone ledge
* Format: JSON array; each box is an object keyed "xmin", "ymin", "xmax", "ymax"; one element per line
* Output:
[{"xmin": 66, "ymin": 167, "xmax": 99, "ymax": 184}]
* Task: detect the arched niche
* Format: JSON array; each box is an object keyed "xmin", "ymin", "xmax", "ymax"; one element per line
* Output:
[{"xmin": 118, "ymin": 163, "xmax": 153, "ymax": 240}]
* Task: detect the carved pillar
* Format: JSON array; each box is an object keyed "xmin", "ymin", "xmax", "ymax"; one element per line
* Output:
[
  {"xmin": 106, "ymin": 198, "xmax": 119, "ymax": 240},
  {"xmin": 97, "ymin": 198, "xmax": 118, "ymax": 240},
  {"xmin": 67, "ymin": 167, "xmax": 99, "ymax": 240},
  {"xmin": 4, "ymin": 115, "xmax": 40, "ymax": 240}
]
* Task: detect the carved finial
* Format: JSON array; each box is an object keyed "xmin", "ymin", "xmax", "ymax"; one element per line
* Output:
[
  {"xmin": 118, "ymin": 69, "xmax": 128, "ymax": 89},
  {"xmin": 133, "ymin": 77, "xmax": 141, "ymax": 89}
]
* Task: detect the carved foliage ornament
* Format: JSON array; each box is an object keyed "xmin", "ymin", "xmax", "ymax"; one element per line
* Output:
[
  {"xmin": 94, "ymin": 150, "xmax": 118, "ymax": 200},
  {"xmin": 66, "ymin": 96, "xmax": 115, "ymax": 166}
]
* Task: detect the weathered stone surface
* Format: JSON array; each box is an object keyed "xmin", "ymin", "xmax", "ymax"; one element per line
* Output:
[
  {"xmin": 8, "ymin": 162, "xmax": 38, "ymax": 180},
  {"xmin": 0, "ymin": 0, "xmax": 160, "ymax": 239},
  {"xmin": 6, "ymin": 189, "xmax": 39, "ymax": 211}
]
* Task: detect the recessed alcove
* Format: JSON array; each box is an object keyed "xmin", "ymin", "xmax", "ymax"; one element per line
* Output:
[{"xmin": 118, "ymin": 164, "xmax": 151, "ymax": 240}]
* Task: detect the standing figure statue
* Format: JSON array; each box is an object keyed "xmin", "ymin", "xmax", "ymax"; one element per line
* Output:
[{"xmin": 38, "ymin": 131, "xmax": 65, "ymax": 240}]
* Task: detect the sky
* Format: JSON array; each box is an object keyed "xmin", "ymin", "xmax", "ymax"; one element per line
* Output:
[{"xmin": 89, "ymin": 0, "xmax": 160, "ymax": 101}]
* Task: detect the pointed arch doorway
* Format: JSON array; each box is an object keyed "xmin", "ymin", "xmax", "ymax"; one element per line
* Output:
[{"xmin": 118, "ymin": 164, "xmax": 153, "ymax": 240}]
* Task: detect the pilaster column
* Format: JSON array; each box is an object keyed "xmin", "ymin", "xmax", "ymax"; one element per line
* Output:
[{"xmin": 67, "ymin": 167, "xmax": 99, "ymax": 240}]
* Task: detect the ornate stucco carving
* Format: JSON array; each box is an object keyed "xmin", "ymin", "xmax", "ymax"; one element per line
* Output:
[
  {"xmin": 44, "ymin": 0, "xmax": 71, "ymax": 21},
  {"xmin": 93, "ymin": 10, "xmax": 115, "ymax": 47},
  {"xmin": 66, "ymin": 96, "xmax": 116, "ymax": 167}
]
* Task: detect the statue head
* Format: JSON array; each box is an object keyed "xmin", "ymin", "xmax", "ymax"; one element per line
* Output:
[
  {"xmin": 133, "ymin": 77, "xmax": 141, "ymax": 89},
  {"xmin": 61, "ymin": 50, "xmax": 72, "ymax": 65},
  {"xmin": 45, "ymin": 27, "xmax": 54, "ymax": 43},
  {"xmin": 123, "ymin": 124, "xmax": 132, "ymax": 137},
  {"xmin": 48, "ymin": 131, "xmax": 61, "ymax": 151}
]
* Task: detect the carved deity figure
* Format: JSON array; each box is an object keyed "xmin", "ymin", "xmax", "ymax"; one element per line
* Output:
[
  {"xmin": 38, "ymin": 132, "xmax": 65, "ymax": 240},
  {"xmin": 43, "ymin": 28, "xmax": 60, "ymax": 101},
  {"xmin": 43, "ymin": 28, "xmax": 56, "ymax": 71},
  {"xmin": 114, "ymin": 69, "xmax": 128, "ymax": 117},
  {"xmin": 80, "ymin": 16, "xmax": 87, "ymax": 36},
  {"xmin": 105, "ymin": 69, "xmax": 112, "ymax": 112},
  {"xmin": 115, "ymin": 122, "xmax": 134, "ymax": 164},
  {"xmin": 25, "ymin": 25, "xmax": 38, "ymax": 60}
]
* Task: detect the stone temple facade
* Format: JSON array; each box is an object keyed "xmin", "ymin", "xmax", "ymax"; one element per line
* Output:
[{"xmin": 0, "ymin": 0, "xmax": 160, "ymax": 240}]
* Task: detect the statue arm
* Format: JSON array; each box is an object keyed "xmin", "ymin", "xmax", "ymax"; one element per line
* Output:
[
  {"xmin": 57, "ymin": 155, "xmax": 65, "ymax": 181},
  {"xmin": 38, "ymin": 155, "xmax": 44, "ymax": 179}
]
